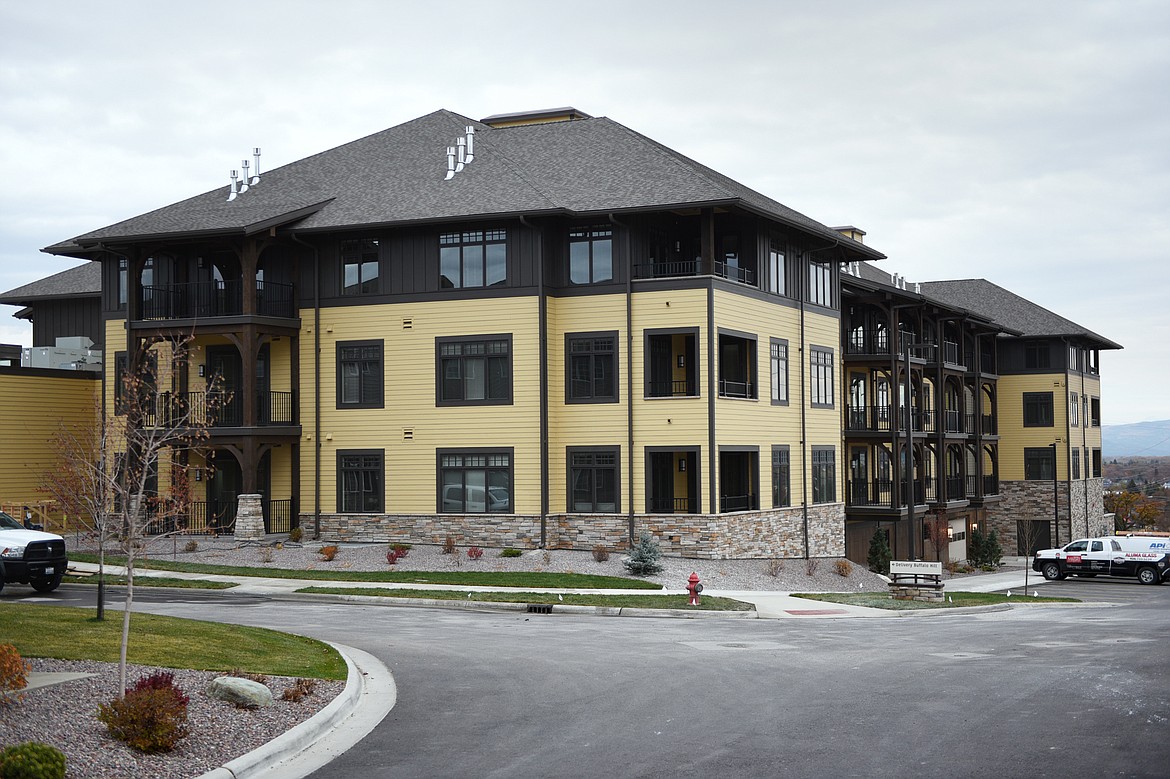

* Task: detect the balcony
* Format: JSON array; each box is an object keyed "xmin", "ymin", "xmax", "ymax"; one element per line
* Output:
[
  {"xmin": 647, "ymin": 497, "xmax": 698, "ymax": 514},
  {"xmin": 633, "ymin": 259, "xmax": 700, "ymax": 280},
  {"xmin": 714, "ymin": 260, "xmax": 754, "ymax": 286},
  {"xmin": 139, "ymin": 280, "xmax": 294, "ymax": 321},
  {"xmin": 142, "ymin": 390, "xmax": 295, "ymax": 429},
  {"xmin": 647, "ymin": 379, "xmax": 697, "ymax": 397},
  {"xmin": 846, "ymin": 479, "xmax": 933, "ymax": 509}
]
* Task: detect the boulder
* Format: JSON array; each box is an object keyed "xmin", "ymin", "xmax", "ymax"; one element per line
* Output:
[{"xmin": 207, "ymin": 676, "xmax": 273, "ymax": 709}]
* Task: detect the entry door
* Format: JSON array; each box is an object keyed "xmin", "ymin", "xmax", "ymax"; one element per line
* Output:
[
  {"xmin": 648, "ymin": 452, "xmax": 674, "ymax": 512},
  {"xmin": 207, "ymin": 346, "xmax": 242, "ymax": 426},
  {"xmin": 850, "ymin": 448, "xmax": 868, "ymax": 505},
  {"xmin": 207, "ymin": 452, "xmax": 241, "ymax": 533}
]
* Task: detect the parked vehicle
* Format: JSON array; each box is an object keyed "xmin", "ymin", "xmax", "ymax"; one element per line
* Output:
[
  {"xmin": 1033, "ymin": 535, "xmax": 1170, "ymax": 585},
  {"xmin": 0, "ymin": 510, "xmax": 68, "ymax": 593}
]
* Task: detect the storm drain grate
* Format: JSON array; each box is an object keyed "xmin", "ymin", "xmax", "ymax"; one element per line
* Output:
[{"xmin": 526, "ymin": 604, "xmax": 554, "ymax": 614}]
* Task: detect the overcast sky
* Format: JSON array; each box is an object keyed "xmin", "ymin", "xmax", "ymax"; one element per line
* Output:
[{"xmin": 1, "ymin": 1, "xmax": 1166, "ymax": 425}]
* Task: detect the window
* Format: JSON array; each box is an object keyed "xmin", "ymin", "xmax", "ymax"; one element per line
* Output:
[
  {"xmin": 440, "ymin": 229, "xmax": 507, "ymax": 289},
  {"xmin": 645, "ymin": 329, "xmax": 698, "ymax": 398},
  {"xmin": 341, "ymin": 238, "xmax": 380, "ymax": 295},
  {"xmin": 1024, "ymin": 342, "xmax": 1050, "ymax": 370},
  {"xmin": 767, "ymin": 241, "xmax": 785, "ymax": 295},
  {"xmin": 118, "ymin": 257, "xmax": 128, "ymax": 309},
  {"xmin": 809, "ymin": 260, "xmax": 833, "ymax": 307},
  {"xmin": 1023, "ymin": 392, "xmax": 1054, "ymax": 427},
  {"xmin": 1069, "ymin": 393, "xmax": 1079, "ymax": 426},
  {"xmin": 568, "ymin": 448, "xmax": 619, "ymax": 512},
  {"xmin": 812, "ymin": 447, "xmax": 836, "ymax": 503},
  {"xmin": 718, "ymin": 332, "xmax": 757, "ymax": 399},
  {"xmin": 566, "ymin": 333, "xmax": 617, "ymax": 403},
  {"xmin": 1068, "ymin": 346, "xmax": 1083, "ymax": 372},
  {"xmin": 114, "ymin": 352, "xmax": 128, "ymax": 415},
  {"xmin": 770, "ymin": 339, "xmax": 788, "ymax": 405},
  {"xmin": 437, "ymin": 336, "xmax": 512, "ymax": 405},
  {"xmin": 1024, "ymin": 447, "xmax": 1055, "ymax": 481},
  {"xmin": 569, "ymin": 226, "xmax": 613, "ymax": 284},
  {"xmin": 338, "ymin": 450, "xmax": 384, "ymax": 513},
  {"xmin": 439, "ymin": 450, "xmax": 512, "ymax": 513},
  {"xmin": 337, "ymin": 340, "xmax": 383, "ymax": 408},
  {"xmin": 1088, "ymin": 350, "xmax": 1099, "ymax": 375},
  {"xmin": 810, "ymin": 347, "xmax": 834, "ymax": 408},
  {"xmin": 1091, "ymin": 448, "xmax": 1102, "ymax": 478},
  {"xmin": 114, "ymin": 350, "xmax": 156, "ymax": 416},
  {"xmin": 1072, "ymin": 448, "xmax": 1081, "ymax": 479},
  {"xmin": 1090, "ymin": 397, "xmax": 1101, "ymax": 427},
  {"xmin": 771, "ymin": 446, "xmax": 790, "ymax": 507}
]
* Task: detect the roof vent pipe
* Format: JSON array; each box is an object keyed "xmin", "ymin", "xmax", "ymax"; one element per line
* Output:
[
  {"xmin": 444, "ymin": 147, "xmax": 457, "ymax": 180},
  {"xmin": 465, "ymin": 126, "xmax": 475, "ymax": 163},
  {"xmin": 250, "ymin": 147, "xmax": 261, "ymax": 184},
  {"xmin": 227, "ymin": 170, "xmax": 239, "ymax": 201},
  {"xmin": 239, "ymin": 160, "xmax": 250, "ymax": 192},
  {"xmin": 456, "ymin": 137, "xmax": 467, "ymax": 170}
]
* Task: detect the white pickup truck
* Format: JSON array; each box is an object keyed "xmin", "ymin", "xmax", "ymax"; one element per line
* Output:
[
  {"xmin": 0, "ymin": 510, "xmax": 67, "ymax": 593},
  {"xmin": 1033, "ymin": 534, "xmax": 1170, "ymax": 585}
]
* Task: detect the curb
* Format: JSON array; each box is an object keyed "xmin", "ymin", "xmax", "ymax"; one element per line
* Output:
[{"xmin": 196, "ymin": 642, "xmax": 395, "ymax": 779}]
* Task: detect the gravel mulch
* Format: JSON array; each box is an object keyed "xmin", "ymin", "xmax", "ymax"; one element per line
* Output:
[{"xmin": 0, "ymin": 659, "xmax": 344, "ymax": 779}]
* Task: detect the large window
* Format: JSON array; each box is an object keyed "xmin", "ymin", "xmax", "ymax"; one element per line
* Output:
[
  {"xmin": 1024, "ymin": 447, "xmax": 1055, "ymax": 481},
  {"xmin": 810, "ymin": 347, "xmax": 834, "ymax": 408},
  {"xmin": 1072, "ymin": 448, "xmax": 1081, "ymax": 480},
  {"xmin": 439, "ymin": 450, "xmax": 512, "ymax": 513},
  {"xmin": 337, "ymin": 340, "xmax": 383, "ymax": 409},
  {"xmin": 772, "ymin": 446, "xmax": 790, "ymax": 507},
  {"xmin": 770, "ymin": 339, "xmax": 788, "ymax": 405},
  {"xmin": 566, "ymin": 333, "xmax": 617, "ymax": 403},
  {"xmin": 1023, "ymin": 392, "xmax": 1054, "ymax": 427},
  {"xmin": 338, "ymin": 450, "xmax": 384, "ymax": 513},
  {"xmin": 341, "ymin": 238, "xmax": 380, "ymax": 295},
  {"xmin": 718, "ymin": 331, "xmax": 757, "ymax": 399},
  {"xmin": 1090, "ymin": 397, "xmax": 1101, "ymax": 427},
  {"xmin": 569, "ymin": 226, "xmax": 613, "ymax": 285},
  {"xmin": 1092, "ymin": 448, "xmax": 1102, "ymax": 478},
  {"xmin": 440, "ymin": 229, "xmax": 507, "ymax": 289},
  {"xmin": 437, "ymin": 336, "xmax": 512, "ymax": 405},
  {"xmin": 118, "ymin": 257, "xmax": 129, "ymax": 309},
  {"xmin": 1069, "ymin": 392, "xmax": 1079, "ymax": 426},
  {"xmin": 645, "ymin": 329, "xmax": 698, "ymax": 398},
  {"xmin": 1024, "ymin": 342, "xmax": 1050, "ymax": 370},
  {"xmin": 809, "ymin": 260, "xmax": 833, "ymax": 307},
  {"xmin": 568, "ymin": 448, "xmax": 619, "ymax": 513},
  {"xmin": 812, "ymin": 446, "xmax": 836, "ymax": 503},
  {"xmin": 767, "ymin": 241, "xmax": 785, "ymax": 295}
]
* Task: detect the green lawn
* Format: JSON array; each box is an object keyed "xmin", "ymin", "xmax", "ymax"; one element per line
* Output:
[
  {"xmin": 0, "ymin": 604, "xmax": 346, "ymax": 679},
  {"xmin": 297, "ymin": 586, "xmax": 754, "ymax": 611},
  {"xmin": 62, "ymin": 574, "xmax": 237, "ymax": 590},
  {"xmin": 70, "ymin": 552, "xmax": 661, "ymax": 590},
  {"xmin": 792, "ymin": 591, "xmax": 1080, "ymax": 610}
]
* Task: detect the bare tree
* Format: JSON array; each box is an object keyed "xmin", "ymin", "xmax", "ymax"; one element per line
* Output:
[
  {"xmin": 43, "ymin": 336, "xmax": 218, "ymax": 695},
  {"xmin": 1017, "ymin": 519, "xmax": 1045, "ymax": 592},
  {"xmin": 925, "ymin": 513, "xmax": 951, "ymax": 565}
]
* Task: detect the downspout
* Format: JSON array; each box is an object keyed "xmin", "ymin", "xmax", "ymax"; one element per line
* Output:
[
  {"xmin": 609, "ymin": 213, "xmax": 635, "ymax": 546},
  {"xmin": 289, "ymin": 233, "xmax": 321, "ymax": 540},
  {"xmin": 520, "ymin": 215, "xmax": 548, "ymax": 548}
]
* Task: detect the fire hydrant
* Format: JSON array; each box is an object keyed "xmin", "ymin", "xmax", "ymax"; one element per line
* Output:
[{"xmin": 686, "ymin": 572, "xmax": 703, "ymax": 606}]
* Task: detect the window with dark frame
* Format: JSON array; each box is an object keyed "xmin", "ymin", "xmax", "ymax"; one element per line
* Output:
[
  {"xmin": 772, "ymin": 446, "xmax": 790, "ymax": 507},
  {"xmin": 1072, "ymin": 448, "xmax": 1081, "ymax": 479},
  {"xmin": 809, "ymin": 260, "xmax": 833, "ymax": 307},
  {"xmin": 341, "ymin": 238, "xmax": 380, "ymax": 295},
  {"xmin": 1091, "ymin": 448, "xmax": 1102, "ymax": 478},
  {"xmin": 810, "ymin": 347, "xmax": 834, "ymax": 407},
  {"xmin": 338, "ymin": 451, "xmax": 384, "ymax": 513},
  {"xmin": 117, "ymin": 257, "xmax": 128, "ymax": 309},
  {"xmin": 1024, "ymin": 342, "xmax": 1051, "ymax": 370},
  {"xmin": 1070, "ymin": 392, "xmax": 1079, "ymax": 426},
  {"xmin": 566, "ymin": 333, "xmax": 617, "ymax": 403},
  {"xmin": 770, "ymin": 339, "xmax": 788, "ymax": 404},
  {"xmin": 811, "ymin": 446, "xmax": 836, "ymax": 503},
  {"xmin": 767, "ymin": 241, "xmax": 786, "ymax": 295},
  {"xmin": 1023, "ymin": 392, "xmax": 1054, "ymax": 427},
  {"xmin": 439, "ymin": 451, "xmax": 512, "ymax": 513},
  {"xmin": 569, "ymin": 226, "xmax": 614, "ymax": 285},
  {"xmin": 568, "ymin": 448, "xmax": 619, "ymax": 513},
  {"xmin": 1090, "ymin": 397, "xmax": 1101, "ymax": 427},
  {"xmin": 440, "ymin": 229, "xmax": 507, "ymax": 289},
  {"xmin": 337, "ymin": 341, "xmax": 383, "ymax": 408},
  {"xmin": 718, "ymin": 332, "xmax": 757, "ymax": 399},
  {"xmin": 437, "ymin": 336, "xmax": 511, "ymax": 405},
  {"xmin": 1024, "ymin": 447, "xmax": 1055, "ymax": 481}
]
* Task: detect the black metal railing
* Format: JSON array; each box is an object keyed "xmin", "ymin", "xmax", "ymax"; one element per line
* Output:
[
  {"xmin": 846, "ymin": 328, "xmax": 892, "ymax": 356},
  {"xmin": 648, "ymin": 497, "xmax": 697, "ymax": 514},
  {"xmin": 981, "ymin": 414, "xmax": 997, "ymax": 435},
  {"xmin": 633, "ymin": 259, "xmax": 700, "ymax": 279},
  {"xmin": 718, "ymin": 379, "xmax": 755, "ymax": 399},
  {"xmin": 714, "ymin": 261, "xmax": 755, "ymax": 286},
  {"xmin": 143, "ymin": 497, "xmax": 295, "ymax": 536},
  {"xmin": 982, "ymin": 475, "xmax": 999, "ymax": 496},
  {"xmin": 265, "ymin": 499, "xmax": 294, "ymax": 534},
  {"xmin": 256, "ymin": 280, "xmax": 295, "ymax": 318},
  {"xmin": 138, "ymin": 280, "xmax": 294, "ymax": 321},
  {"xmin": 942, "ymin": 340, "xmax": 962, "ymax": 366},
  {"xmin": 719, "ymin": 494, "xmax": 758, "ymax": 512},
  {"xmin": 943, "ymin": 476, "xmax": 965, "ymax": 500},
  {"xmin": 847, "ymin": 479, "xmax": 895, "ymax": 507},
  {"xmin": 646, "ymin": 379, "xmax": 698, "ymax": 398},
  {"xmin": 141, "ymin": 390, "xmax": 294, "ymax": 428},
  {"xmin": 259, "ymin": 391, "xmax": 295, "ymax": 425}
]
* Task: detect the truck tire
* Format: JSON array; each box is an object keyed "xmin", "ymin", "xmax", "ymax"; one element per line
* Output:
[
  {"xmin": 1041, "ymin": 561, "xmax": 1065, "ymax": 581},
  {"xmin": 30, "ymin": 573, "xmax": 63, "ymax": 593},
  {"xmin": 1137, "ymin": 566, "xmax": 1161, "ymax": 586}
]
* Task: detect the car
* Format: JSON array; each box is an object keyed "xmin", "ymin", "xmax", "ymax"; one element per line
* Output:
[
  {"xmin": 440, "ymin": 485, "xmax": 510, "ymax": 513},
  {"xmin": 0, "ymin": 510, "xmax": 68, "ymax": 593},
  {"xmin": 1032, "ymin": 534, "xmax": 1170, "ymax": 585}
]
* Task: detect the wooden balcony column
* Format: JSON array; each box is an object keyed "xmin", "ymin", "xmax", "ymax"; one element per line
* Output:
[
  {"xmin": 239, "ymin": 239, "xmax": 261, "ymax": 316},
  {"xmin": 700, "ymin": 208, "xmax": 715, "ymax": 276}
]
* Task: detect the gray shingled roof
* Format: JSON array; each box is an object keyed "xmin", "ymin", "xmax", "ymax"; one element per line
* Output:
[
  {"xmin": 0, "ymin": 261, "xmax": 100, "ymax": 303},
  {"xmin": 920, "ymin": 278, "xmax": 1122, "ymax": 349},
  {"xmin": 46, "ymin": 109, "xmax": 883, "ymax": 260}
]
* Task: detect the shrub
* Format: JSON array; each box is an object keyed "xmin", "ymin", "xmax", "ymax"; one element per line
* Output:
[
  {"xmin": 834, "ymin": 559, "xmax": 853, "ymax": 577},
  {"xmin": 391, "ymin": 543, "xmax": 411, "ymax": 556},
  {"xmin": 281, "ymin": 678, "xmax": 318, "ymax": 703},
  {"xmin": 591, "ymin": 545, "xmax": 610, "ymax": 562},
  {"xmin": 765, "ymin": 559, "xmax": 785, "ymax": 577},
  {"xmin": 183, "ymin": 539, "xmax": 199, "ymax": 553},
  {"xmin": 386, "ymin": 548, "xmax": 403, "ymax": 565},
  {"xmin": 985, "ymin": 530, "xmax": 1004, "ymax": 567},
  {"xmin": 0, "ymin": 644, "xmax": 30, "ymax": 702},
  {"xmin": 867, "ymin": 529, "xmax": 892, "ymax": 576},
  {"xmin": 129, "ymin": 671, "xmax": 190, "ymax": 708},
  {"xmin": 500, "ymin": 547, "xmax": 522, "ymax": 558},
  {"xmin": 0, "ymin": 742, "xmax": 67, "ymax": 779},
  {"xmin": 805, "ymin": 558, "xmax": 820, "ymax": 576},
  {"xmin": 623, "ymin": 532, "xmax": 663, "ymax": 576},
  {"xmin": 967, "ymin": 526, "xmax": 986, "ymax": 566},
  {"xmin": 97, "ymin": 684, "xmax": 190, "ymax": 754},
  {"xmin": 442, "ymin": 535, "xmax": 456, "ymax": 555},
  {"xmin": 318, "ymin": 545, "xmax": 339, "ymax": 562},
  {"xmin": 467, "ymin": 546, "xmax": 484, "ymax": 560},
  {"xmin": 288, "ymin": 526, "xmax": 304, "ymax": 543}
]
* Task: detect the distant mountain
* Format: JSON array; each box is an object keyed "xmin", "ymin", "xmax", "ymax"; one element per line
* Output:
[{"xmin": 1102, "ymin": 419, "xmax": 1170, "ymax": 457}]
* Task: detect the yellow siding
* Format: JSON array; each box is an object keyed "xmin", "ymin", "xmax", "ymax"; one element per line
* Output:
[
  {"xmin": 0, "ymin": 372, "xmax": 99, "ymax": 509},
  {"xmin": 998, "ymin": 373, "xmax": 1068, "ymax": 479},
  {"xmin": 269, "ymin": 446, "xmax": 293, "ymax": 499}
]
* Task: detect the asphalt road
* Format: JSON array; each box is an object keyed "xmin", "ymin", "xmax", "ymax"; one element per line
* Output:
[{"xmin": 10, "ymin": 581, "xmax": 1170, "ymax": 778}]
